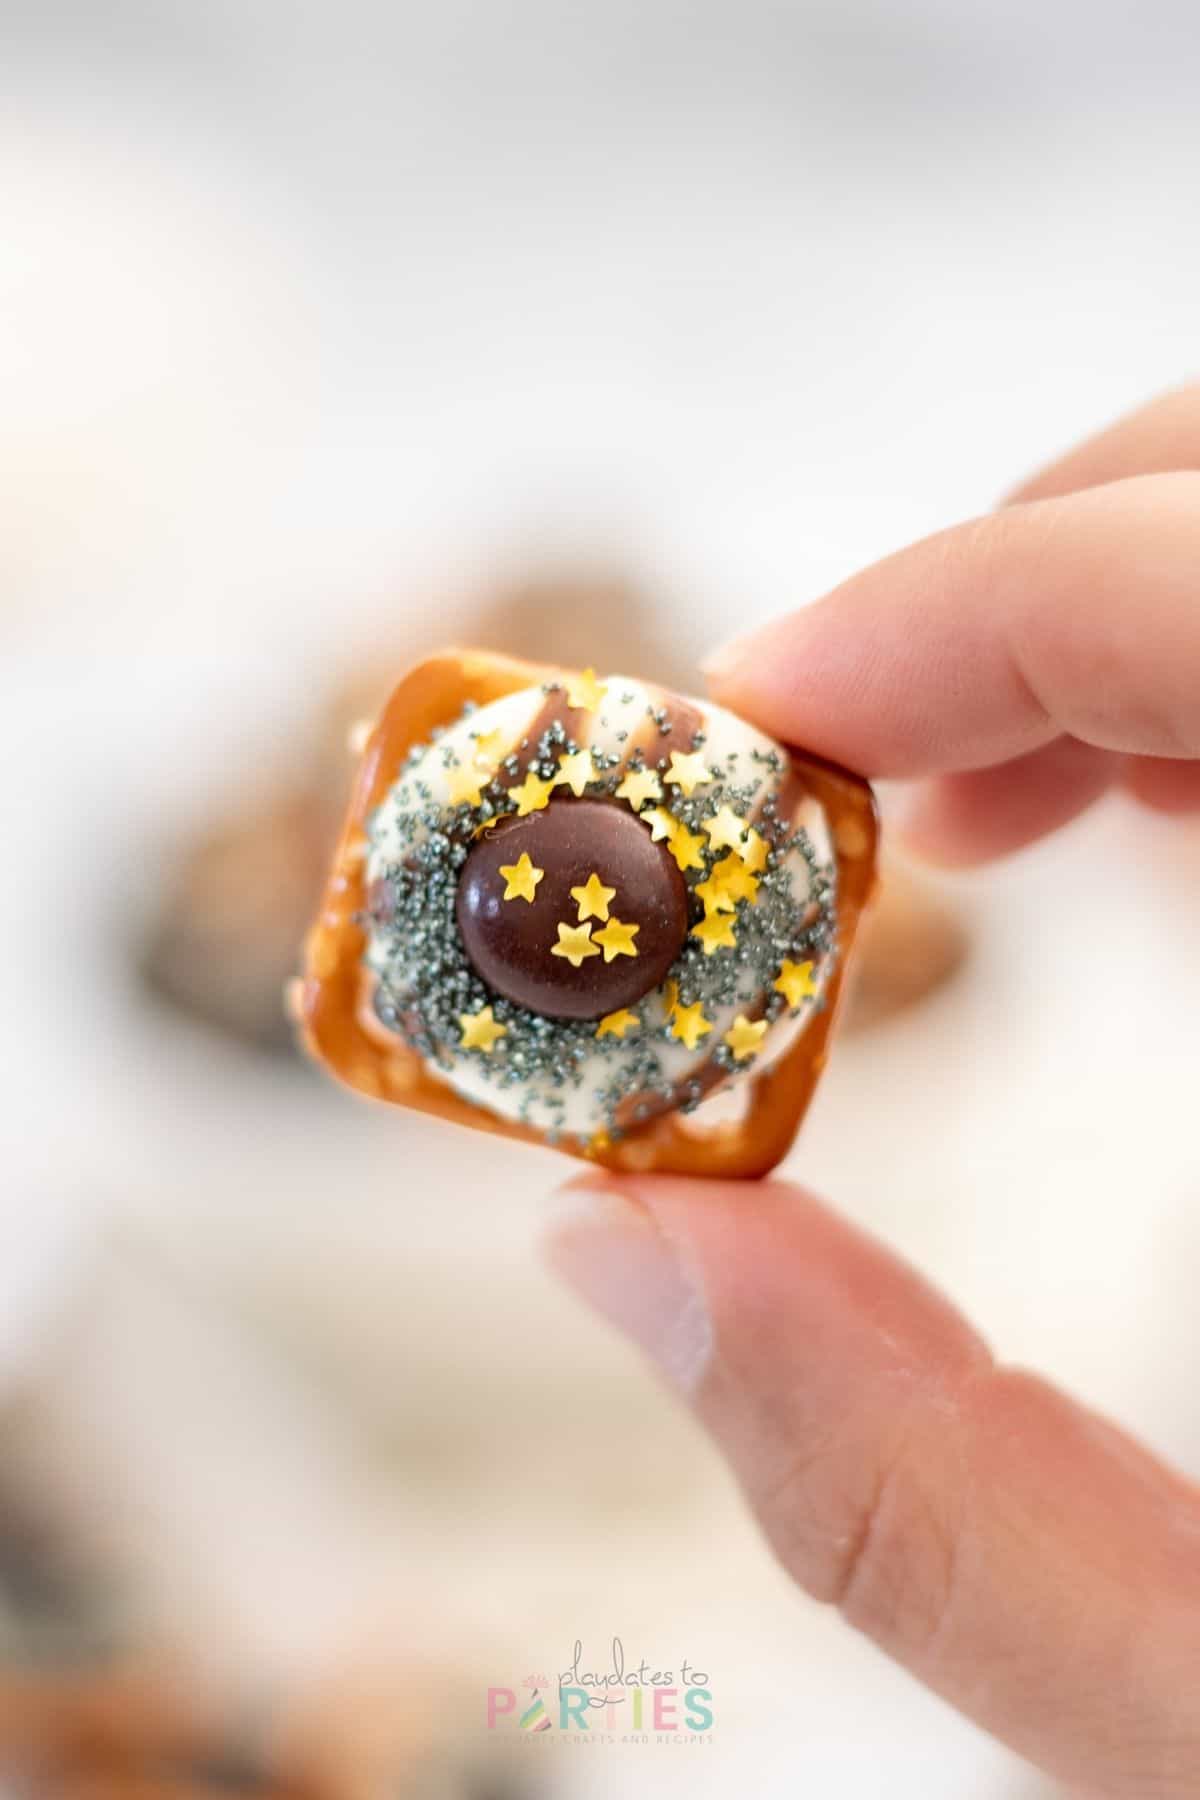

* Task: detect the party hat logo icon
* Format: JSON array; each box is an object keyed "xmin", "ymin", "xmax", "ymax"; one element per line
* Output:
[{"xmin": 519, "ymin": 1688, "xmax": 552, "ymax": 1732}]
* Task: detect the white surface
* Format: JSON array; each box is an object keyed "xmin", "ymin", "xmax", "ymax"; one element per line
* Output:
[{"xmin": 2, "ymin": 3, "xmax": 1199, "ymax": 1794}]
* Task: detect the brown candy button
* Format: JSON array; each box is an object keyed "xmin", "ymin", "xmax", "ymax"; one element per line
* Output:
[{"xmin": 455, "ymin": 798, "xmax": 688, "ymax": 1021}]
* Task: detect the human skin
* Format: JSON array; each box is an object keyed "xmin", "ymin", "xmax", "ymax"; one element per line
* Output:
[{"xmin": 543, "ymin": 386, "xmax": 1200, "ymax": 1798}]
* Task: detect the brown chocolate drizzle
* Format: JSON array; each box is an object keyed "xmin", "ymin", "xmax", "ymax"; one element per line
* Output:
[{"xmin": 612, "ymin": 744, "xmax": 823, "ymax": 1131}]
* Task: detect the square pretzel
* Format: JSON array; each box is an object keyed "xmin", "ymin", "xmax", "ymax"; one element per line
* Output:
[{"xmin": 297, "ymin": 649, "xmax": 878, "ymax": 1178}]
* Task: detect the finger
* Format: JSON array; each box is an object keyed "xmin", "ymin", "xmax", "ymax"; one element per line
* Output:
[
  {"xmin": 704, "ymin": 472, "xmax": 1200, "ymax": 779},
  {"xmin": 902, "ymin": 738, "xmax": 1125, "ymax": 865},
  {"xmin": 544, "ymin": 1176, "xmax": 1200, "ymax": 1799},
  {"xmin": 1008, "ymin": 383, "xmax": 1200, "ymax": 503},
  {"xmin": 1124, "ymin": 756, "xmax": 1200, "ymax": 815}
]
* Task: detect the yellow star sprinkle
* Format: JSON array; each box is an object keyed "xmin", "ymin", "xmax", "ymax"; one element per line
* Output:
[
  {"xmin": 565, "ymin": 667, "xmax": 608, "ymax": 712},
  {"xmin": 665, "ymin": 750, "xmax": 713, "ymax": 797},
  {"xmin": 596, "ymin": 1008, "xmax": 639, "ymax": 1040},
  {"xmin": 550, "ymin": 921, "xmax": 600, "ymax": 967},
  {"xmin": 447, "ymin": 763, "xmax": 491, "ymax": 806},
  {"xmin": 691, "ymin": 911, "xmax": 738, "ymax": 956},
  {"xmin": 667, "ymin": 821, "xmax": 707, "ymax": 873},
  {"xmin": 662, "ymin": 980, "xmax": 680, "ymax": 1017},
  {"xmin": 740, "ymin": 828, "xmax": 768, "ymax": 874},
  {"xmin": 470, "ymin": 727, "xmax": 507, "ymax": 768},
  {"xmin": 614, "ymin": 766, "xmax": 663, "ymax": 809},
  {"xmin": 641, "ymin": 806, "xmax": 677, "ymax": 843},
  {"xmin": 709, "ymin": 852, "xmax": 760, "ymax": 905},
  {"xmin": 723, "ymin": 1014, "xmax": 768, "ymax": 1062},
  {"xmin": 670, "ymin": 1001, "xmax": 712, "ymax": 1050},
  {"xmin": 498, "ymin": 852, "xmax": 544, "ymax": 904},
  {"xmin": 593, "ymin": 916, "xmax": 639, "ymax": 961},
  {"xmin": 570, "ymin": 871, "xmax": 616, "ymax": 921},
  {"xmin": 553, "ymin": 748, "xmax": 597, "ymax": 797},
  {"xmin": 458, "ymin": 1005, "xmax": 508, "ymax": 1053},
  {"xmin": 704, "ymin": 805, "xmax": 751, "ymax": 854},
  {"xmin": 775, "ymin": 959, "xmax": 818, "ymax": 1007},
  {"xmin": 507, "ymin": 769, "xmax": 556, "ymax": 816},
  {"xmin": 694, "ymin": 874, "xmax": 736, "ymax": 915}
]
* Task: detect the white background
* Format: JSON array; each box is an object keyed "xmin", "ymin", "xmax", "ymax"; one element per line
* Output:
[{"xmin": 2, "ymin": 2, "xmax": 1198, "ymax": 1792}]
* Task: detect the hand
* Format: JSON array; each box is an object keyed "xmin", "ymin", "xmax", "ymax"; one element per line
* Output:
[{"xmin": 543, "ymin": 387, "xmax": 1200, "ymax": 1798}]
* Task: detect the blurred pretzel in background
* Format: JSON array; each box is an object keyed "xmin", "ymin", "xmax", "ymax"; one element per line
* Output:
[{"xmin": 139, "ymin": 567, "xmax": 965, "ymax": 1054}]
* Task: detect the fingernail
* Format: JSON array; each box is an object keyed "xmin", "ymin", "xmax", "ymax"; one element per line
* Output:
[
  {"xmin": 541, "ymin": 1180, "xmax": 713, "ymax": 1395},
  {"xmin": 895, "ymin": 781, "xmax": 970, "ymax": 867},
  {"xmin": 700, "ymin": 596, "xmax": 828, "ymax": 687},
  {"xmin": 699, "ymin": 629, "xmax": 758, "ymax": 682},
  {"xmin": 895, "ymin": 782, "xmax": 941, "ymax": 850}
]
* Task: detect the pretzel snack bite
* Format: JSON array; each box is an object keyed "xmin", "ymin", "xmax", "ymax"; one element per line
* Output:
[{"xmin": 297, "ymin": 650, "xmax": 877, "ymax": 1178}]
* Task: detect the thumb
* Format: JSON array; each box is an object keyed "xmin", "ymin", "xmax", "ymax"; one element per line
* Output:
[{"xmin": 543, "ymin": 1175, "xmax": 1200, "ymax": 1800}]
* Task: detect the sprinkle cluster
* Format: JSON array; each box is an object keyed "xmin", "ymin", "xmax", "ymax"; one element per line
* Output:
[{"xmin": 363, "ymin": 674, "xmax": 838, "ymax": 1146}]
